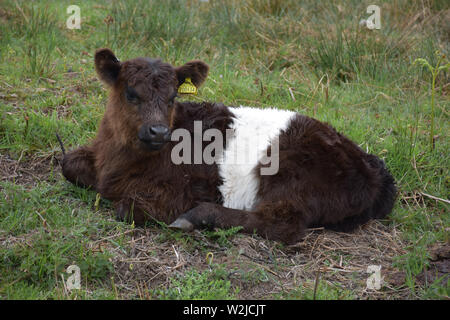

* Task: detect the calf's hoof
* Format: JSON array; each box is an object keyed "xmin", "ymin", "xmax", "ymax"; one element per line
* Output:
[
  {"xmin": 168, "ymin": 217, "xmax": 194, "ymax": 231},
  {"xmin": 169, "ymin": 203, "xmax": 218, "ymax": 232}
]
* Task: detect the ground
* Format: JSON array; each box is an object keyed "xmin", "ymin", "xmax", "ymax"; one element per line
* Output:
[{"xmin": 0, "ymin": 0, "xmax": 449, "ymax": 299}]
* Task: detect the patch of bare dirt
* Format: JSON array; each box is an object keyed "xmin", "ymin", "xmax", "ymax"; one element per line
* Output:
[
  {"xmin": 417, "ymin": 242, "xmax": 450, "ymax": 286},
  {"xmin": 0, "ymin": 153, "xmax": 57, "ymax": 186},
  {"xmin": 386, "ymin": 242, "xmax": 450, "ymax": 291}
]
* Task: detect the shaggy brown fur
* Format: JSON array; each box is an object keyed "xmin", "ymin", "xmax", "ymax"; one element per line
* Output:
[{"xmin": 61, "ymin": 48, "xmax": 397, "ymax": 244}]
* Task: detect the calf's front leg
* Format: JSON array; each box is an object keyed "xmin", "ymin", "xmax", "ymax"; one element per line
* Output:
[
  {"xmin": 61, "ymin": 147, "xmax": 97, "ymax": 190},
  {"xmin": 169, "ymin": 202, "xmax": 306, "ymax": 244}
]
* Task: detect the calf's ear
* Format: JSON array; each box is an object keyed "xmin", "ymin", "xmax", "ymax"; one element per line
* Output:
[
  {"xmin": 175, "ymin": 60, "xmax": 209, "ymax": 87},
  {"xmin": 94, "ymin": 48, "xmax": 121, "ymax": 86}
]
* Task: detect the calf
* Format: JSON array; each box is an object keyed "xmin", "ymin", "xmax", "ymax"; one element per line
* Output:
[{"xmin": 60, "ymin": 48, "xmax": 397, "ymax": 244}]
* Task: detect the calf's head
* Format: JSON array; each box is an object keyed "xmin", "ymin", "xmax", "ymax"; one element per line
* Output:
[{"xmin": 95, "ymin": 48, "xmax": 209, "ymax": 152}]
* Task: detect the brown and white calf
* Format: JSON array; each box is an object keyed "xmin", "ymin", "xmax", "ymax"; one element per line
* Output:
[{"xmin": 60, "ymin": 48, "xmax": 397, "ymax": 244}]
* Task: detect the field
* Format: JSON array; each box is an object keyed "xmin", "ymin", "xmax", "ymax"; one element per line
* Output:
[{"xmin": 0, "ymin": 0, "xmax": 448, "ymax": 300}]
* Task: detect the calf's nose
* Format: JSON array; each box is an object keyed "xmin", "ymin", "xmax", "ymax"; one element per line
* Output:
[
  {"xmin": 138, "ymin": 124, "xmax": 170, "ymax": 144},
  {"xmin": 149, "ymin": 125, "xmax": 169, "ymax": 138}
]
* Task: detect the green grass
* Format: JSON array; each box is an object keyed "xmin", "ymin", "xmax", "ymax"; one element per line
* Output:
[
  {"xmin": 153, "ymin": 266, "xmax": 239, "ymax": 300},
  {"xmin": 0, "ymin": 0, "xmax": 448, "ymax": 300},
  {"xmin": 275, "ymin": 280, "xmax": 356, "ymax": 300}
]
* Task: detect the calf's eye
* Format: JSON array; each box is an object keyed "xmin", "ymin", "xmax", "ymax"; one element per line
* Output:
[{"xmin": 125, "ymin": 87, "xmax": 139, "ymax": 103}]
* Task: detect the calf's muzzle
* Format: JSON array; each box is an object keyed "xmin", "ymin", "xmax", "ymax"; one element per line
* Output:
[{"xmin": 138, "ymin": 124, "xmax": 171, "ymax": 151}]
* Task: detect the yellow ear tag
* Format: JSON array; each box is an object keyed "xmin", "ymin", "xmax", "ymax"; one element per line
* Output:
[{"xmin": 178, "ymin": 77, "xmax": 197, "ymax": 95}]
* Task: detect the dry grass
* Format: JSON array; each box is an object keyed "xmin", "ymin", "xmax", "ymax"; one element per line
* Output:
[
  {"xmin": 0, "ymin": 153, "xmax": 56, "ymax": 186},
  {"xmin": 101, "ymin": 220, "xmax": 409, "ymax": 299}
]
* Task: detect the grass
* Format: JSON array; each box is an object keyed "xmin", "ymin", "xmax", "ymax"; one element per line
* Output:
[
  {"xmin": 414, "ymin": 51, "xmax": 450, "ymax": 151},
  {"xmin": 152, "ymin": 266, "xmax": 239, "ymax": 300},
  {"xmin": 0, "ymin": 0, "xmax": 449, "ymax": 300},
  {"xmin": 275, "ymin": 280, "xmax": 356, "ymax": 300}
]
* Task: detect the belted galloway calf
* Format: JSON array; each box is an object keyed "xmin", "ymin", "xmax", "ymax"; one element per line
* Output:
[{"xmin": 60, "ymin": 48, "xmax": 397, "ymax": 244}]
